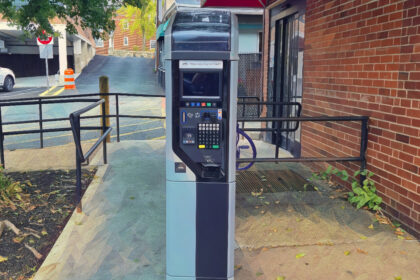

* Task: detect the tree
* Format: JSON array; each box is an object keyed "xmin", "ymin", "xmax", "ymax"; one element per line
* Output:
[
  {"xmin": 0, "ymin": 0, "xmax": 147, "ymax": 38},
  {"xmin": 118, "ymin": 0, "xmax": 156, "ymax": 51}
]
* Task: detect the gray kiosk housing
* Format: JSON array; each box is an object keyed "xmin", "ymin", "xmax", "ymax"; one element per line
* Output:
[{"xmin": 165, "ymin": 9, "xmax": 238, "ymax": 280}]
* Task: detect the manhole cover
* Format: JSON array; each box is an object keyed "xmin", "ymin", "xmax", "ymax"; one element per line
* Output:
[{"xmin": 236, "ymin": 169, "xmax": 314, "ymax": 193}]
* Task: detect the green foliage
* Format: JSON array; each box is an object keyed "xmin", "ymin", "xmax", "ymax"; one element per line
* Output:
[
  {"xmin": 118, "ymin": 1, "xmax": 156, "ymax": 50},
  {"xmin": 0, "ymin": 0, "xmax": 147, "ymax": 39},
  {"xmin": 0, "ymin": 167, "xmax": 24, "ymax": 207},
  {"xmin": 307, "ymin": 166, "xmax": 382, "ymax": 211}
]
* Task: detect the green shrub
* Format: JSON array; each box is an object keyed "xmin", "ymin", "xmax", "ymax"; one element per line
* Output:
[
  {"xmin": 0, "ymin": 168, "xmax": 24, "ymax": 208},
  {"xmin": 307, "ymin": 166, "xmax": 382, "ymax": 211}
]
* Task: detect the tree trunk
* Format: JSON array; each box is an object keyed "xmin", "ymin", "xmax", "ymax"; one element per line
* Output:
[{"xmin": 142, "ymin": 27, "xmax": 146, "ymax": 51}]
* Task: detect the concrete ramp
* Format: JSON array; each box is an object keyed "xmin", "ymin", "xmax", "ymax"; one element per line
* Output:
[{"xmin": 35, "ymin": 140, "xmax": 166, "ymax": 280}]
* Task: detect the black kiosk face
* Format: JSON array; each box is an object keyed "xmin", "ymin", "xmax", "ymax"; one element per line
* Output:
[{"xmin": 172, "ymin": 60, "xmax": 230, "ymax": 181}]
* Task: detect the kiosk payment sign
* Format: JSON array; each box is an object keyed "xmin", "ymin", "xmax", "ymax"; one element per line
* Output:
[{"xmin": 166, "ymin": 9, "xmax": 238, "ymax": 280}]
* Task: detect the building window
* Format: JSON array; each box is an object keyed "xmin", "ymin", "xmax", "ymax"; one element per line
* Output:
[
  {"xmin": 150, "ymin": 40, "xmax": 156, "ymax": 50},
  {"xmin": 123, "ymin": 21, "xmax": 129, "ymax": 30},
  {"xmin": 95, "ymin": 38, "xmax": 104, "ymax": 48},
  {"xmin": 123, "ymin": 37, "xmax": 129, "ymax": 46}
]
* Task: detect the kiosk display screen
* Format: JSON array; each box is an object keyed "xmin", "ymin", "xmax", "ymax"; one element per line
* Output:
[{"xmin": 182, "ymin": 72, "xmax": 221, "ymax": 98}]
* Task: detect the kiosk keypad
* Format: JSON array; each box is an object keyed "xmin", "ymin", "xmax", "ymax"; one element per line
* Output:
[{"xmin": 198, "ymin": 123, "xmax": 220, "ymax": 149}]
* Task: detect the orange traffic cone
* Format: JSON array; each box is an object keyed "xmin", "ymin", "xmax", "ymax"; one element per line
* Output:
[{"xmin": 64, "ymin": 68, "xmax": 76, "ymax": 90}]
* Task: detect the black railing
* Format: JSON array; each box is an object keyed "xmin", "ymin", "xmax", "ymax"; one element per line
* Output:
[
  {"xmin": 69, "ymin": 99, "xmax": 112, "ymax": 209},
  {"xmin": 0, "ymin": 93, "xmax": 165, "ymax": 168},
  {"xmin": 237, "ymin": 100, "xmax": 302, "ymax": 132},
  {"xmin": 236, "ymin": 115, "xmax": 369, "ymax": 180}
]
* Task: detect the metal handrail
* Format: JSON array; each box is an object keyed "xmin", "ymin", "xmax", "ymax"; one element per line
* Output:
[
  {"xmin": 69, "ymin": 99, "xmax": 112, "ymax": 208},
  {"xmin": 237, "ymin": 101, "xmax": 303, "ymax": 132},
  {"xmin": 236, "ymin": 115, "xmax": 369, "ymax": 183},
  {"xmin": 0, "ymin": 93, "xmax": 165, "ymax": 168}
]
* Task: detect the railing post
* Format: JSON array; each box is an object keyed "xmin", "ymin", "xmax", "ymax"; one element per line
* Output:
[
  {"xmin": 359, "ymin": 118, "xmax": 368, "ymax": 184},
  {"xmin": 99, "ymin": 76, "xmax": 111, "ymax": 143},
  {"xmin": 39, "ymin": 99, "xmax": 44, "ymax": 148},
  {"xmin": 116, "ymin": 95, "xmax": 120, "ymax": 142},
  {"xmin": 242, "ymin": 98, "xmax": 245, "ymax": 129},
  {"xmin": 0, "ymin": 107, "xmax": 4, "ymax": 169},
  {"xmin": 75, "ymin": 117, "xmax": 82, "ymax": 213},
  {"xmin": 102, "ymin": 102, "xmax": 108, "ymax": 164}
]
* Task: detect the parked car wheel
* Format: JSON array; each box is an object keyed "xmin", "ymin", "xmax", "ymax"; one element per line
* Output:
[{"xmin": 3, "ymin": 76, "xmax": 14, "ymax": 92}]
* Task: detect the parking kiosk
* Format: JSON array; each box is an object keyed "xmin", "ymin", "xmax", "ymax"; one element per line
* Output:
[{"xmin": 165, "ymin": 9, "xmax": 238, "ymax": 280}]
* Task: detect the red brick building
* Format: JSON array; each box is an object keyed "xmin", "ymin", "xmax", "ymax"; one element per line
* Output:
[
  {"xmin": 203, "ymin": 0, "xmax": 420, "ymax": 237},
  {"xmin": 258, "ymin": 0, "xmax": 420, "ymax": 237},
  {"xmin": 96, "ymin": 12, "xmax": 155, "ymax": 55}
]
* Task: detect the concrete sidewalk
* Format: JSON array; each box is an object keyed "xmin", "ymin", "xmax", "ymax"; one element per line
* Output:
[
  {"xmin": 35, "ymin": 141, "xmax": 166, "ymax": 280},
  {"xmin": 4, "ymin": 140, "xmax": 102, "ymax": 172},
  {"xmin": 33, "ymin": 140, "xmax": 420, "ymax": 280}
]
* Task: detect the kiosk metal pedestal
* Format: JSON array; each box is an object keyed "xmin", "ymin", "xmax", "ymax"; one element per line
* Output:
[{"xmin": 165, "ymin": 9, "xmax": 238, "ymax": 280}]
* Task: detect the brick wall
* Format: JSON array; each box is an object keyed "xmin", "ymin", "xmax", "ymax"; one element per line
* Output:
[
  {"xmin": 96, "ymin": 14, "xmax": 154, "ymax": 55},
  {"xmin": 302, "ymin": 0, "xmax": 420, "ymax": 237}
]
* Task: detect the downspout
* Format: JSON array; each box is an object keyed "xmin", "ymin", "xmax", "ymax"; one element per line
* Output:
[{"xmin": 258, "ymin": 0, "xmax": 267, "ymax": 103}]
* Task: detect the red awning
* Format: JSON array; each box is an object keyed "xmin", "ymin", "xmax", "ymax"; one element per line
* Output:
[{"xmin": 202, "ymin": 0, "xmax": 266, "ymax": 8}]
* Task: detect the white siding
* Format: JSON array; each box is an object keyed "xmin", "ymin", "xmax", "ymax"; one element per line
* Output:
[{"xmin": 238, "ymin": 31, "xmax": 259, "ymax": 54}]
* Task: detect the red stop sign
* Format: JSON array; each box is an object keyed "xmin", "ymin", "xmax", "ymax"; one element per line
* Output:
[{"xmin": 37, "ymin": 36, "xmax": 53, "ymax": 45}]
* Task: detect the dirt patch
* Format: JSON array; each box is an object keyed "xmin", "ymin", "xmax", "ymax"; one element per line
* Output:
[{"xmin": 0, "ymin": 168, "xmax": 97, "ymax": 280}]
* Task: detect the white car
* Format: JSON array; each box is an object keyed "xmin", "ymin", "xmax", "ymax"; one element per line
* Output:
[{"xmin": 0, "ymin": 67, "xmax": 15, "ymax": 92}]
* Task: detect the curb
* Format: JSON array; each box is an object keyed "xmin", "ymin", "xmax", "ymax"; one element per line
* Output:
[{"xmin": 33, "ymin": 164, "xmax": 110, "ymax": 280}]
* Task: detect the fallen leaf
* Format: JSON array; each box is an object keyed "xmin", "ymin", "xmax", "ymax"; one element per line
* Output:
[
  {"xmin": 277, "ymin": 277, "xmax": 286, "ymax": 280},
  {"xmin": 356, "ymin": 248, "xmax": 368, "ymax": 255},
  {"xmin": 344, "ymin": 251, "xmax": 351, "ymax": 256},
  {"xmin": 397, "ymin": 235, "xmax": 405, "ymax": 240},
  {"xmin": 368, "ymin": 224, "xmax": 374, "ymax": 229},
  {"xmin": 272, "ymin": 228, "xmax": 278, "ymax": 233},
  {"xmin": 256, "ymin": 272, "xmax": 264, "ymax": 276},
  {"xmin": 296, "ymin": 218, "xmax": 303, "ymax": 222},
  {"xmin": 314, "ymin": 186, "xmax": 319, "ymax": 191},
  {"xmin": 394, "ymin": 228, "xmax": 404, "ymax": 236},
  {"xmin": 275, "ymin": 201, "xmax": 280, "ymax": 204},
  {"xmin": 394, "ymin": 277, "xmax": 402, "ymax": 280},
  {"xmin": 296, "ymin": 253, "xmax": 305, "ymax": 259},
  {"xmin": 264, "ymin": 201, "xmax": 270, "ymax": 205},
  {"xmin": 375, "ymin": 213, "xmax": 390, "ymax": 225},
  {"xmin": 0, "ymin": 256, "xmax": 8, "ymax": 262},
  {"xmin": 234, "ymin": 264, "xmax": 242, "ymax": 271},
  {"xmin": 74, "ymin": 221, "xmax": 83, "ymax": 226},
  {"xmin": 341, "ymin": 206, "xmax": 345, "ymax": 209},
  {"xmin": 41, "ymin": 229, "xmax": 48, "ymax": 236},
  {"xmin": 359, "ymin": 235, "xmax": 367, "ymax": 240},
  {"xmin": 261, "ymin": 247, "xmax": 268, "ymax": 252},
  {"xmin": 13, "ymin": 236, "xmax": 25, "ymax": 244},
  {"xmin": 260, "ymin": 210, "xmax": 265, "ymax": 214}
]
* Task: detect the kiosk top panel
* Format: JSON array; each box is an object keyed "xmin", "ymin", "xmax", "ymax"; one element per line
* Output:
[{"xmin": 172, "ymin": 10, "xmax": 231, "ymax": 52}]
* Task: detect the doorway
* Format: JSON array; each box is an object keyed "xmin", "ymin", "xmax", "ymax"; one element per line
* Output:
[{"xmin": 267, "ymin": 3, "xmax": 305, "ymax": 157}]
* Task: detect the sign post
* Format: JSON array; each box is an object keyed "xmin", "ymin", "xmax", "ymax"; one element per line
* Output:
[{"xmin": 37, "ymin": 35, "xmax": 54, "ymax": 90}]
